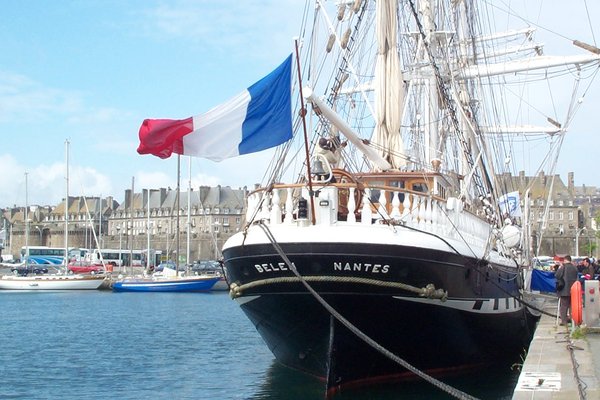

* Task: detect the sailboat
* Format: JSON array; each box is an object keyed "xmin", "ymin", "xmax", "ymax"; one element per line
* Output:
[
  {"xmin": 219, "ymin": 0, "xmax": 600, "ymax": 395},
  {"xmin": 0, "ymin": 140, "xmax": 106, "ymax": 290},
  {"xmin": 111, "ymin": 159, "xmax": 220, "ymax": 293}
]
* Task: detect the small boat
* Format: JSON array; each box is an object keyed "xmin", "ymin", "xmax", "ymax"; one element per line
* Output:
[
  {"xmin": 0, "ymin": 274, "xmax": 106, "ymax": 290},
  {"xmin": 111, "ymin": 275, "xmax": 220, "ymax": 292},
  {"xmin": 112, "ymin": 263, "xmax": 220, "ymax": 292}
]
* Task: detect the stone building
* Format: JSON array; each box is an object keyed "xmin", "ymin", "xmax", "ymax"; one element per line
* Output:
[
  {"xmin": 573, "ymin": 177, "xmax": 600, "ymax": 256},
  {"xmin": 0, "ymin": 185, "xmax": 247, "ymax": 264},
  {"xmin": 1, "ymin": 196, "xmax": 117, "ymax": 261},
  {"xmin": 501, "ymin": 171, "xmax": 595, "ymax": 257},
  {"xmin": 106, "ymin": 185, "xmax": 247, "ymax": 264}
]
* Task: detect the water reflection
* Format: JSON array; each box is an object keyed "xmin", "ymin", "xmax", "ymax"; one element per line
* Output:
[
  {"xmin": 250, "ymin": 361, "xmax": 325, "ymax": 400},
  {"xmin": 249, "ymin": 360, "xmax": 520, "ymax": 400}
]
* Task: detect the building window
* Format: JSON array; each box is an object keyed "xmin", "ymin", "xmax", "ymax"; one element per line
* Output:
[
  {"xmin": 549, "ymin": 211, "xmax": 554, "ymax": 220},
  {"xmin": 558, "ymin": 211, "xmax": 564, "ymax": 220},
  {"xmin": 568, "ymin": 211, "xmax": 574, "ymax": 221}
]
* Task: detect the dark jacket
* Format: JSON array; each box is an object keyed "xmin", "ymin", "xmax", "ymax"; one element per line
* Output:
[{"xmin": 555, "ymin": 262, "xmax": 579, "ymax": 297}]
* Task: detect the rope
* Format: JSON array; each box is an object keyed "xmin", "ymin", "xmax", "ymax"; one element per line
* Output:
[
  {"xmin": 255, "ymin": 221, "xmax": 480, "ymax": 400},
  {"xmin": 230, "ymin": 275, "xmax": 447, "ymax": 300},
  {"xmin": 565, "ymin": 334, "xmax": 588, "ymax": 399}
]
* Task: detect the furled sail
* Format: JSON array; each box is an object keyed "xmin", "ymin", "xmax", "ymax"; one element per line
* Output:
[{"xmin": 372, "ymin": 0, "xmax": 405, "ymax": 169}]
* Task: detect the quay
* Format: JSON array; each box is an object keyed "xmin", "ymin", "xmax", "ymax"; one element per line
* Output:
[{"xmin": 513, "ymin": 295, "xmax": 600, "ymax": 399}]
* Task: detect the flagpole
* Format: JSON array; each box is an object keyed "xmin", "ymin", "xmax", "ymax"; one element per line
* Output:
[
  {"xmin": 294, "ymin": 39, "xmax": 316, "ymax": 225},
  {"xmin": 176, "ymin": 155, "xmax": 181, "ymax": 273}
]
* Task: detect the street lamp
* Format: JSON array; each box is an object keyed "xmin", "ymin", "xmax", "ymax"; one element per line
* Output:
[
  {"xmin": 116, "ymin": 225, "xmax": 123, "ymax": 273},
  {"xmin": 575, "ymin": 227, "xmax": 586, "ymax": 257},
  {"xmin": 34, "ymin": 225, "xmax": 42, "ymax": 245}
]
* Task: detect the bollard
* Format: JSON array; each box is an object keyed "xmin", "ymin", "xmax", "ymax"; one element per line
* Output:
[{"xmin": 583, "ymin": 280, "xmax": 600, "ymax": 327}]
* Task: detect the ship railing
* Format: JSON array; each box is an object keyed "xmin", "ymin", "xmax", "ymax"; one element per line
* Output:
[{"xmin": 246, "ymin": 182, "xmax": 491, "ymax": 247}]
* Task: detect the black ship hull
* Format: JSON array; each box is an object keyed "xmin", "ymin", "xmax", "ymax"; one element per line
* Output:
[{"xmin": 223, "ymin": 239, "xmax": 536, "ymax": 393}]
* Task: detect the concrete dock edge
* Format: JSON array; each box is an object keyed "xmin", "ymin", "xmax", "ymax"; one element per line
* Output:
[{"xmin": 513, "ymin": 298, "xmax": 600, "ymax": 399}]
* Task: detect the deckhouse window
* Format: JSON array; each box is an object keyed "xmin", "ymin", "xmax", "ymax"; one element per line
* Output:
[{"xmin": 412, "ymin": 182, "xmax": 428, "ymax": 193}]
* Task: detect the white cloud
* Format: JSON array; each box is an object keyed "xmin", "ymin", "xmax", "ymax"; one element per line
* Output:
[
  {"xmin": 0, "ymin": 70, "xmax": 84, "ymax": 122},
  {"xmin": 139, "ymin": 0, "xmax": 303, "ymax": 59},
  {"xmin": 0, "ymin": 154, "xmax": 113, "ymax": 208}
]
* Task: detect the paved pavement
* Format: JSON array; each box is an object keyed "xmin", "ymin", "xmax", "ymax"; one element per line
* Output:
[{"xmin": 513, "ymin": 297, "xmax": 600, "ymax": 399}]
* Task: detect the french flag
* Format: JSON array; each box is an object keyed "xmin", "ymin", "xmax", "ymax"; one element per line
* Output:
[{"xmin": 137, "ymin": 55, "xmax": 293, "ymax": 161}]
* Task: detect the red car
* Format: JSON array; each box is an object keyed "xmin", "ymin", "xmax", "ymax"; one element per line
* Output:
[{"xmin": 67, "ymin": 261, "xmax": 105, "ymax": 275}]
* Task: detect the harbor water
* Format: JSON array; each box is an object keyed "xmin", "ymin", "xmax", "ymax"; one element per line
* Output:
[{"xmin": 0, "ymin": 290, "xmax": 519, "ymax": 399}]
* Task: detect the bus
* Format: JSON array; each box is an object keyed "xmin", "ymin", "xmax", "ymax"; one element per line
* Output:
[
  {"xmin": 89, "ymin": 249, "xmax": 162, "ymax": 268},
  {"xmin": 20, "ymin": 246, "xmax": 66, "ymax": 265},
  {"xmin": 68, "ymin": 248, "xmax": 89, "ymax": 262}
]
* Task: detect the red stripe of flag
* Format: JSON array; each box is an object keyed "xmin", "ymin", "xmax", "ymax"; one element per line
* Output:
[{"xmin": 137, "ymin": 117, "xmax": 194, "ymax": 159}]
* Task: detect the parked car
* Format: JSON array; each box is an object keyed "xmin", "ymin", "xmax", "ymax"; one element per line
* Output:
[
  {"xmin": 11, "ymin": 265, "xmax": 49, "ymax": 276},
  {"xmin": 67, "ymin": 261, "xmax": 104, "ymax": 275},
  {"xmin": 190, "ymin": 260, "xmax": 221, "ymax": 273}
]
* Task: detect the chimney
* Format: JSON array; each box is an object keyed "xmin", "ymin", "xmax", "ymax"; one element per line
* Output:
[
  {"xmin": 568, "ymin": 172, "xmax": 574, "ymax": 194},
  {"xmin": 199, "ymin": 186, "xmax": 210, "ymax": 203},
  {"xmin": 143, "ymin": 189, "xmax": 148, "ymax": 209},
  {"xmin": 124, "ymin": 189, "xmax": 131, "ymax": 209},
  {"xmin": 539, "ymin": 171, "xmax": 546, "ymax": 185}
]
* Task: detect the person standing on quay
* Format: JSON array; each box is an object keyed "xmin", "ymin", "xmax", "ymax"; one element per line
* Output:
[{"xmin": 555, "ymin": 255, "xmax": 579, "ymax": 326}]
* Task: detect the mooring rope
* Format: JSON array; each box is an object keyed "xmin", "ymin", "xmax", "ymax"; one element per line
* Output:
[
  {"xmin": 253, "ymin": 221, "xmax": 480, "ymax": 400},
  {"xmin": 565, "ymin": 334, "xmax": 588, "ymax": 399}
]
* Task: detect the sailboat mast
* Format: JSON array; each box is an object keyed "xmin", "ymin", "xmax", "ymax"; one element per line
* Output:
[
  {"xmin": 147, "ymin": 188, "xmax": 150, "ymax": 272},
  {"xmin": 130, "ymin": 176, "xmax": 134, "ymax": 276},
  {"xmin": 24, "ymin": 172, "xmax": 29, "ymax": 264},
  {"xmin": 186, "ymin": 157, "xmax": 191, "ymax": 272},
  {"xmin": 64, "ymin": 140, "xmax": 69, "ymax": 268}
]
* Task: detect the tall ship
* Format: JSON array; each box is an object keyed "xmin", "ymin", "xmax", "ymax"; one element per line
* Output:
[{"xmin": 217, "ymin": 0, "xmax": 600, "ymax": 395}]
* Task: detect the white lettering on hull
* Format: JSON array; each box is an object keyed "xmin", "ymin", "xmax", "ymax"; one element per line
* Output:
[
  {"xmin": 254, "ymin": 262, "xmax": 293, "ymax": 273},
  {"xmin": 333, "ymin": 262, "xmax": 390, "ymax": 274}
]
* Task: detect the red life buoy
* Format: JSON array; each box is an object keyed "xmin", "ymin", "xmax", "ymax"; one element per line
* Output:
[{"xmin": 571, "ymin": 281, "xmax": 583, "ymax": 326}]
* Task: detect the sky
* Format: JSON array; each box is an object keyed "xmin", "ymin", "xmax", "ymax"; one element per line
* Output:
[{"xmin": 0, "ymin": 0, "xmax": 599, "ymax": 208}]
